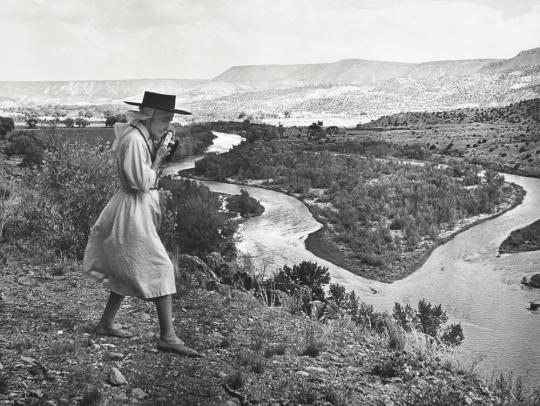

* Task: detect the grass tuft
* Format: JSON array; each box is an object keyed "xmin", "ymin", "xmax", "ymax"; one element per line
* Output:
[
  {"xmin": 80, "ymin": 386, "xmax": 102, "ymax": 406},
  {"xmin": 301, "ymin": 326, "xmax": 325, "ymax": 357},
  {"xmin": 225, "ymin": 370, "xmax": 244, "ymax": 390},
  {"xmin": 0, "ymin": 373, "xmax": 9, "ymax": 394}
]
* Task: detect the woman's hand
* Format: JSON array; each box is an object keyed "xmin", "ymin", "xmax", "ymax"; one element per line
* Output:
[{"xmin": 152, "ymin": 144, "xmax": 171, "ymax": 172}]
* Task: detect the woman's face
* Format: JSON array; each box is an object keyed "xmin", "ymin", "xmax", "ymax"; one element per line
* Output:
[{"xmin": 147, "ymin": 110, "xmax": 174, "ymax": 138}]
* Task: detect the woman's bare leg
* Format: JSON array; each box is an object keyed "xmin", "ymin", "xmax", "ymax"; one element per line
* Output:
[
  {"xmin": 154, "ymin": 294, "xmax": 183, "ymax": 344},
  {"xmin": 99, "ymin": 291, "xmax": 125, "ymax": 329}
]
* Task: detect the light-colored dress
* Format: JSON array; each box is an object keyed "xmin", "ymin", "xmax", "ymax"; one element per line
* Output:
[{"xmin": 82, "ymin": 120, "xmax": 176, "ymax": 299}]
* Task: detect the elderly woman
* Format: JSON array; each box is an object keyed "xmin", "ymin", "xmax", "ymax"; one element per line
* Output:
[{"xmin": 83, "ymin": 91, "xmax": 200, "ymax": 357}]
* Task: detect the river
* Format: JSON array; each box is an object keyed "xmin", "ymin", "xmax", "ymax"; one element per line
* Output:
[{"xmin": 165, "ymin": 131, "xmax": 540, "ymax": 385}]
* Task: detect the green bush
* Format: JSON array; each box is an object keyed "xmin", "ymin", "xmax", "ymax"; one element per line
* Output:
[
  {"xmin": 3, "ymin": 130, "xmax": 118, "ymax": 258},
  {"xmin": 226, "ymin": 189, "xmax": 264, "ymax": 217},
  {"xmin": 5, "ymin": 131, "xmax": 45, "ymax": 168},
  {"xmin": 393, "ymin": 299, "xmax": 464, "ymax": 346},
  {"xmin": 0, "ymin": 117, "xmax": 14, "ymax": 139},
  {"xmin": 159, "ymin": 178, "xmax": 237, "ymax": 259},
  {"xmin": 273, "ymin": 260, "xmax": 330, "ymax": 302}
]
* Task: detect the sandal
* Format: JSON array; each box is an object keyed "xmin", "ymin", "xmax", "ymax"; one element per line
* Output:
[
  {"xmin": 95, "ymin": 323, "xmax": 134, "ymax": 338},
  {"xmin": 157, "ymin": 341, "xmax": 203, "ymax": 358}
]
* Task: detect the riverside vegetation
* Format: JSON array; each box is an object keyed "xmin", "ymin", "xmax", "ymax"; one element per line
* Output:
[
  {"xmin": 2, "ymin": 124, "xmax": 538, "ymax": 404},
  {"xmin": 192, "ymin": 126, "xmax": 522, "ymax": 281}
]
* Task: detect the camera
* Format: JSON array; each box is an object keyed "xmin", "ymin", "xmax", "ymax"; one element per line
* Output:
[{"xmin": 162, "ymin": 130, "xmax": 179, "ymax": 161}]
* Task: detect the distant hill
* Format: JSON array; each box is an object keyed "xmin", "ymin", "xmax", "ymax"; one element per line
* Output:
[
  {"xmin": 0, "ymin": 79, "xmax": 206, "ymax": 105},
  {"xmin": 0, "ymin": 47, "xmax": 538, "ymax": 119},
  {"xmin": 214, "ymin": 58, "xmax": 502, "ymax": 86},
  {"xmin": 481, "ymin": 47, "xmax": 540, "ymax": 73},
  {"xmin": 213, "ymin": 60, "xmax": 415, "ymax": 86},
  {"xmin": 358, "ymin": 98, "xmax": 540, "ymax": 128}
]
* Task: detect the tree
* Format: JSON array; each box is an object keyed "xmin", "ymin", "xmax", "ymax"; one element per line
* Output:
[
  {"xmin": 25, "ymin": 116, "xmax": 38, "ymax": 129},
  {"xmin": 326, "ymin": 126, "xmax": 339, "ymax": 136},
  {"xmin": 63, "ymin": 117, "xmax": 75, "ymax": 128},
  {"xmin": 105, "ymin": 116, "xmax": 117, "ymax": 127},
  {"xmin": 75, "ymin": 117, "xmax": 90, "ymax": 128},
  {"xmin": 307, "ymin": 122, "xmax": 325, "ymax": 140},
  {"xmin": 0, "ymin": 117, "xmax": 15, "ymax": 139}
]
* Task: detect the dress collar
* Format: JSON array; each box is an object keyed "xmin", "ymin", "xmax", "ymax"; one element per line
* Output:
[
  {"xmin": 131, "ymin": 122, "xmax": 151, "ymax": 142},
  {"xmin": 131, "ymin": 122, "xmax": 157, "ymax": 153}
]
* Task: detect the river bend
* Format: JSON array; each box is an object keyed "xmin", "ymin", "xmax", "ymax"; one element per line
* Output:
[{"xmin": 165, "ymin": 132, "xmax": 540, "ymax": 384}]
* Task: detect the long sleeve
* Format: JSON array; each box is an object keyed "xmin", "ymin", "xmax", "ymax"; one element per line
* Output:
[{"xmin": 118, "ymin": 134, "xmax": 157, "ymax": 192}]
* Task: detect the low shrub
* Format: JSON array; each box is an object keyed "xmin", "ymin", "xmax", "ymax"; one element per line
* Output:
[
  {"xmin": 273, "ymin": 260, "xmax": 330, "ymax": 302},
  {"xmin": 393, "ymin": 299, "xmax": 464, "ymax": 346},
  {"xmin": 5, "ymin": 131, "xmax": 45, "ymax": 168},
  {"xmin": 225, "ymin": 370, "xmax": 244, "ymax": 390},
  {"xmin": 159, "ymin": 178, "xmax": 237, "ymax": 259},
  {"xmin": 0, "ymin": 116, "xmax": 14, "ymax": 139},
  {"xmin": 301, "ymin": 326, "xmax": 326, "ymax": 357},
  {"xmin": 226, "ymin": 189, "xmax": 264, "ymax": 217},
  {"xmin": 3, "ymin": 129, "xmax": 118, "ymax": 258}
]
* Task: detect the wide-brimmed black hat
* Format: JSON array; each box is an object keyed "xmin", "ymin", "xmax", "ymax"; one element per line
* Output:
[{"xmin": 124, "ymin": 91, "xmax": 191, "ymax": 115}]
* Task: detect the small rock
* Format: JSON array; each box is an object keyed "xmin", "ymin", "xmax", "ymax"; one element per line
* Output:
[
  {"xmin": 140, "ymin": 313, "xmax": 151, "ymax": 321},
  {"xmin": 21, "ymin": 356, "xmax": 36, "ymax": 364},
  {"xmin": 106, "ymin": 352, "xmax": 124, "ymax": 360},
  {"xmin": 114, "ymin": 392, "xmax": 129, "ymax": 402},
  {"xmin": 107, "ymin": 367, "xmax": 127, "ymax": 386},
  {"xmin": 305, "ymin": 366, "xmax": 326, "ymax": 373},
  {"xmin": 131, "ymin": 388, "xmax": 147, "ymax": 400}
]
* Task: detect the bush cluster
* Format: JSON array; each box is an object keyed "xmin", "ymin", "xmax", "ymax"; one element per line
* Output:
[
  {"xmin": 3, "ymin": 130, "xmax": 118, "ymax": 258},
  {"xmin": 5, "ymin": 131, "xmax": 45, "ymax": 168},
  {"xmin": 158, "ymin": 177, "xmax": 237, "ymax": 259},
  {"xmin": 241, "ymin": 259, "xmax": 462, "ymax": 347},
  {"xmin": 195, "ymin": 137, "xmax": 511, "ymax": 272},
  {"xmin": 0, "ymin": 117, "xmax": 14, "ymax": 139},
  {"xmin": 393, "ymin": 300, "xmax": 464, "ymax": 346},
  {"xmin": 225, "ymin": 189, "xmax": 264, "ymax": 217}
]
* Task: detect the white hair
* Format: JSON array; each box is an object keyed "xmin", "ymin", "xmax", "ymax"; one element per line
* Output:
[{"xmin": 125, "ymin": 107, "xmax": 154, "ymax": 124}]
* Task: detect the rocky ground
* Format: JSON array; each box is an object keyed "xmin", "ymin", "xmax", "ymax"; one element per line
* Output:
[{"xmin": 0, "ymin": 245, "xmax": 529, "ymax": 406}]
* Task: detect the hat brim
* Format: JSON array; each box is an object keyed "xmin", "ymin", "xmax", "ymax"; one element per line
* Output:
[{"xmin": 124, "ymin": 101, "xmax": 192, "ymax": 115}]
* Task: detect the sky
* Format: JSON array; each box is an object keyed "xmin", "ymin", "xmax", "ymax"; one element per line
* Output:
[{"xmin": 1, "ymin": 0, "xmax": 539, "ymax": 81}]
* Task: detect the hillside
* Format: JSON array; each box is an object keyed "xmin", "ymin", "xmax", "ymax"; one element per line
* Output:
[
  {"xmin": 348, "ymin": 98, "xmax": 540, "ymax": 178},
  {"xmin": 214, "ymin": 58, "xmax": 502, "ymax": 86},
  {"xmin": 481, "ymin": 47, "xmax": 540, "ymax": 73},
  {"xmin": 359, "ymin": 98, "xmax": 540, "ymax": 128},
  {"xmin": 0, "ymin": 47, "xmax": 539, "ymax": 120},
  {"xmin": 214, "ymin": 59, "xmax": 415, "ymax": 86},
  {"xmin": 0, "ymin": 79, "xmax": 207, "ymax": 105}
]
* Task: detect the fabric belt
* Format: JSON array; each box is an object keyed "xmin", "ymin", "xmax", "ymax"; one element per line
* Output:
[{"xmin": 120, "ymin": 187, "xmax": 158, "ymax": 193}]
